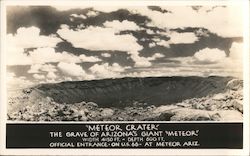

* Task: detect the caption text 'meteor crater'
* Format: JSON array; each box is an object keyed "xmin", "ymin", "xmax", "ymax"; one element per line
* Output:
[{"xmin": 48, "ymin": 124, "xmax": 200, "ymax": 148}]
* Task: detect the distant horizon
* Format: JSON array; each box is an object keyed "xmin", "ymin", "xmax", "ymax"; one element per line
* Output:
[{"xmin": 7, "ymin": 74, "xmax": 242, "ymax": 91}]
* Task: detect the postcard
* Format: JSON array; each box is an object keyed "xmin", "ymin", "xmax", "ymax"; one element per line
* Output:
[{"xmin": 0, "ymin": 0, "xmax": 249, "ymax": 155}]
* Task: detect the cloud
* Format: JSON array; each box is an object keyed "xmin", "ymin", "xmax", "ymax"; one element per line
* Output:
[
  {"xmin": 7, "ymin": 26, "xmax": 61, "ymax": 48},
  {"xmin": 149, "ymin": 53, "xmax": 165, "ymax": 60},
  {"xmin": 39, "ymin": 64, "xmax": 58, "ymax": 72},
  {"xmin": 57, "ymin": 24, "xmax": 168, "ymax": 68},
  {"xmin": 156, "ymin": 40, "xmax": 170, "ymax": 47},
  {"xmin": 79, "ymin": 54, "xmax": 101, "ymax": 62},
  {"xmin": 57, "ymin": 62, "xmax": 86, "ymax": 77},
  {"xmin": 63, "ymin": 77, "xmax": 73, "ymax": 81},
  {"xmin": 7, "ymin": 47, "xmax": 33, "ymax": 65},
  {"xmin": 146, "ymin": 29, "xmax": 155, "ymax": 35},
  {"xmin": 33, "ymin": 74, "xmax": 45, "ymax": 80},
  {"xmin": 229, "ymin": 42, "xmax": 243, "ymax": 60},
  {"xmin": 132, "ymin": 55, "xmax": 152, "ymax": 67},
  {"xmin": 57, "ymin": 25, "xmax": 147, "ymax": 66},
  {"xmin": 47, "ymin": 71, "xmax": 57, "ymax": 79},
  {"xmin": 28, "ymin": 64, "xmax": 57, "ymax": 74},
  {"xmin": 53, "ymin": 6, "xmax": 88, "ymax": 11},
  {"xmin": 57, "ymin": 26, "xmax": 142, "ymax": 52},
  {"xmin": 169, "ymin": 32, "xmax": 198, "ymax": 44},
  {"xmin": 30, "ymin": 48, "xmax": 80, "ymax": 64},
  {"xmin": 30, "ymin": 47, "xmax": 101, "ymax": 64},
  {"xmin": 162, "ymin": 44, "xmax": 243, "ymax": 78},
  {"xmin": 86, "ymin": 10, "xmax": 99, "ymax": 17},
  {"xmin": 194, "ymin": 48, "xmax": 226, "ymax": 63},
  {"xmin": 70, "ymin": 14, "xmax": 87, "ymax": 19},
  {"xmin": 149, "ymin": 42, "xmax": 156, "ymax": 48},
  {"xmin": 7, "ymin": 46, "xmax": 87, "ymax": 65},
  {"xmin": 7, "ymin": 72, "xmax": 33, "ymax": 89},
  {"xmin": 28, "ymin": 64, "xmax": 42, "ymax": 74},
  {"xmin": 222, "ymin": 42, "xmax": 243, "ymax": 77},
  {"xmin": 93, "ymin": 6, "xmax": 120, "ymax": 13},
  {"xmin": 101, "ymin": 53, "xmax": 111, "ymax": 57},
  {"xmin": 28, "ymin": 63, "xmax": 58, "ymax": 80},
  {"xmin": 151, "ymin": 37, "xmax": 170, "ymax": 47},
  {"xmin": 126, "ymin": 58, "xmax": 241, "ymax": 78},
  {"xmin": 6, "ymin": 26, "xmax": 65, "ymax": 65},
  {"xmin": 103, "ymin": 20, "xmax": 140, "ymax": 31},
  {"xmin": 89, "ymin": 63, "xmax": 129, "ymax": 78},
  {"xmin": 130, "ymin": 6, "xmax": 243, "ymax": 37},
  {"xmin": 7, "ymin": 26, "xmax": 104, "ymax": 65},
  {"xmin": 125, "ymin": 65, "xmax": 209, "ymax": 78},
  {"xmin": 132, "ymin": 53, "xmax": 165, "ymax": 67}
]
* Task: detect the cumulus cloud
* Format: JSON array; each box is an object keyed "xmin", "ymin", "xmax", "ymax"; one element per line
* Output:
[
  {"xmin": 86, "ymin": 10, "xmax": 99, "ymax": 17},
  {"xmin": 194, "ymin": 48, "xmax": 226, "ymax": 63},
  {"xmin": 101, "ymin": 53, "xmax": 111, "ymax": 58},
  {"xmin": 168, "ymin": 32, "xmax": 198, "ymax": 44},
  {"xmin": 89, "ymin": 63, "xmax": 129, "ymax": 78},
  {"xmin": 28, "ymin": 64, "xmax": 42, "ymax": 74},
  {"xmin": 132, "ymin": 55, "xmax": 152, "ymax": 67},
  {"xmin": 57, "ymin": 62, "xmax": 86, "ymax": 77},
  {"xmin": 146, "ymin": 29, "xmax": 155, "ymax": 35},
  {"xmin": 7, "ymin": 73, "xmax": 33, "ymax": 89},
  {"xmin": 127, "ymin": 57, "xmax": 242, "ymax": 78},
  {"xmin": 57, "ymin": 24, "xmax": 169, "ymax": 68},
  {"xmin": 149, "ymin": 42, "xmax": 156, "ymax": 48},
  {"xmin": 29, "ymin": 48, "xmax": 101, "ymax": 64},
  {"xmin": 6, "ymin": 27, "xmax": 63, "ymax": 65},
  {"xmin": 63, "ymin": 77, "xmax": 73, "ymax": 81},
  {"xmin": 130, "ymin": 6, "xmax": 243, "ymax": 37},
  {"xmin": 29, "ymin": 48, "xmax": 80, "ymax": 64},
  {"xmin": 55, "ymin": 6, "xmax": 243, "ymax": 37},
  {"xmin": 7, "ymin": 47, "xmax": 33, "ymax": 65},
  {"xmin": 7, "ymin": 26, "xmax": 103, "ymax": 66},
  {"xmin": 103, "ymin": 20, "xmax": 140, "ymax": 31},
  {"xmin": 132, "ymin": 53, "xmax": 165, "ymax": 67},
  {"xmin": 229, "ymin": 42, "xmax": 243, "ymax": 60},
  {"xmin": 28, "ymin": 64, "xmax": 57, "ymax": 74},
  {"xmin": 70, "ymin": 14, "xmax": 87, "ymax": 19},
  {"xmin": 33, "ymin": 74, "xmax": 45, "ymax": 80},
  {"xmin": 222, "ymin": 42, "xmax": 243, "ymax": 77},
  {"xmin": 26, "ymin": 64, "xmax": 59, "ymax": 83},
  {"xmin": 39, "ymin": 64, "xmax": 58, "ymax": 72},
  {"xmin": 57, "ymin": 25, "xmax": 147, "ymax": 66},
  {"xmin": 79, "ymin": 54, "xmax": 101, "ymax": 62},
  {"xmin": 149, "ymin": 53, "xmax": 165, "ymax": 60},
  {"xmin": 57, "ymin": 26, "xmax": 142, "ymax": 52},
  {"xmin": 47, "ymin": 71, "xmax": 57, "ymax": 79},
  {"xmin": 156, "ymin": 40, "xmax": 170, "ymax": 47},
  {"xmin": 7, "ymin": 27, "xmax": 61, "ymax": 48},
  {"xmin": 164, "ymin": 44, "xmax": 243, "ymax": 78},
  {"xmin": 151, "ymin": 37, "xmax": 170, "ymax": 47},
  {"xmin": 7, "ymin": 46, "xmax": 93, "ymax": 65}
]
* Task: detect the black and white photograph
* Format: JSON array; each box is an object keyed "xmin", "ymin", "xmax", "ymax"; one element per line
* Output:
[
  {"xmin": 6, "ymin": 5, "xmax": 244, "ymax": 122},
  {"xmin": 1, "ymin": 0, "xmax": 249, "ymax": 155}
]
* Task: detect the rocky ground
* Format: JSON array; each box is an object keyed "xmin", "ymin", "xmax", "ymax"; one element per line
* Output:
[{"xmin": 7, "ymin": 79, "xmax": 243, "ymax": 121}]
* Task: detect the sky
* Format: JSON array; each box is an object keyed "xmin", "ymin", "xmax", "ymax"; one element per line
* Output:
[{"xmin": 6, "ymin": 5, "xmax": 244, "ymax": 89}]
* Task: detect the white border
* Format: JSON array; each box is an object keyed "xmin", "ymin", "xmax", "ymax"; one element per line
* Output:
[
  {"xmin": 243, "ymin": 0, "xmax": 250, "ymax": 154},
  {"xmin": 0, "ymin": 0, "xmax": 249, "ymax": 155}
]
